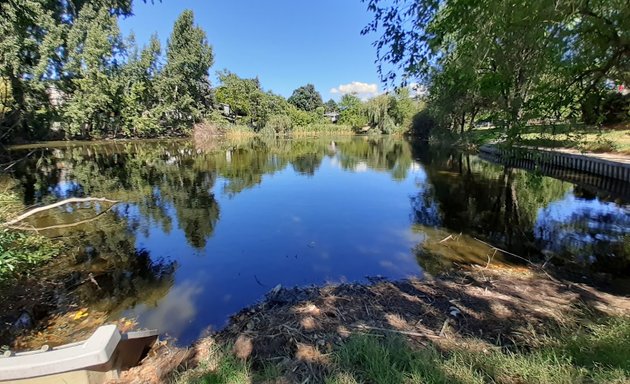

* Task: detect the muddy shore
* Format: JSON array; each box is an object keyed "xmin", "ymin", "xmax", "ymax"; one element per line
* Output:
[{"xmin": 113, "ymin": 265, "xmax": 630, "ymax": 383}]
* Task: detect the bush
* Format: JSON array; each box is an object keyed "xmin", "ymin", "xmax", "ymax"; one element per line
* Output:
[
  {"xmin": 264, "ymin": 114, "xmax": 293, "ymax": 134},
  {"xmin": 0, "ymin": 229, "xmax": 60, "ymax": 280}
]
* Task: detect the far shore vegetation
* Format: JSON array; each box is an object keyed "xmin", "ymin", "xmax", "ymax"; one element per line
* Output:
[{"xmin": 1, "ymin": 1, "xmax": 628, "ymax": 153}]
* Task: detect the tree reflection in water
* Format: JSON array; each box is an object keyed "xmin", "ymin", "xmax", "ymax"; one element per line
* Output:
[
  {"xmin": 3, "ymin": 137, "xmax": 628, "ymax": 347},
  {"xmin": 409, "ymin": 143, "xmax": 630, "ymax": 275}
]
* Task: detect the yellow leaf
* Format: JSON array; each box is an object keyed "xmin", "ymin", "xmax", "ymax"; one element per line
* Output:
[{"xmin": 71, "ymin": 309, "xmax": 89, "ymax": 320}]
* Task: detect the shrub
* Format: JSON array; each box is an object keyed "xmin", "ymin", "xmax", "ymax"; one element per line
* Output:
[
  {"xmin": 264, "ymin": 114, "xmax": 293, "ymax": 134},
  {"xmin": 0, "ymin": 229, "xmax": 60, "ymax": 280}
]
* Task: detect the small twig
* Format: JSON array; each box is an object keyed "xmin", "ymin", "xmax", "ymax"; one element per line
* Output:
[
  {"xmin": 438, "ymin": 234, "xmax": 453, "ymax": 243},
  {"xmin": 351, "ymin": 325, "xmax": 432, "ymax": 342},
  {"xmin": 474, "ymin": 238, "xmax": 562, "ymax": 283},
  {"xmin": 2, "ymin": 150, "xmax": 36, "ymax": 171},
  {"xmin": 439, "ymin": 319, "xmax": 450, "ymax": 337},
  {"xmin": 485, "ymin": 249, "xmax": 498, "ymax": 269},
  {"xmin": 474, "ymin": 237, "xmax": 534, "ymax": 265},
  {"xmin": 87, "ymin": 273, "xmax": 101, "ymax": 290}
]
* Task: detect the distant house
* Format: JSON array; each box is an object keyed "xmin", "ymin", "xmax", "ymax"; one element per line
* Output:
[{"xmin": 324, "ymin": 112, "xmax": 339, "ymax": 123}]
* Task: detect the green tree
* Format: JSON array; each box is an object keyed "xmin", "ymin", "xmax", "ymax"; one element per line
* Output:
[
  {"xmin": 120, "ymin": 34, "xmax": 162, "ymax": 137},
  {"xmin": 0, "ymin": 0, "xmax": 135, "ymax": 141},
  {"xmin": 325, "ymin": 99, "xmax": 338, "ymax": 112},
  {"xmin": 365, "ymin": 95, "xmax": 396, "ymax": 134},
  {"xmin": 63, "ymin": 5, "xmax": 124, "ymax": 138},
  {"xmin": 157, "ymin": 9, "xmax": 214, "ymax": 132},
  {"xmin": 338, "ymin": 94, "xmax": 367, "ymax": 128},
  {"xmin": 363, "ymin": 0, "xmax": 630, "ymax": 141},
  {"xmin": 288, "ymin": 84, "xmax": 323, "ymax": 112},
  {"xmin": 215, "ymin": 71, "xmax": 269, "ymax": 128}
]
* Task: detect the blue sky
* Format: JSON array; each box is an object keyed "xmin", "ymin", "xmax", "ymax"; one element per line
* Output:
[{"xmin": 119, "ymin": 0, "xmax": 383, "ymax": 101}]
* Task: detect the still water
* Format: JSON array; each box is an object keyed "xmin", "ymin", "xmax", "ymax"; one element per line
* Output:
[{"xmin": 7, "ymin": 137, "xmax": 630, "ymax": 345}]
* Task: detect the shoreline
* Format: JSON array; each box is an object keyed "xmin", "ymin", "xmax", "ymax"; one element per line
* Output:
[{"xmin": 117, "ymin": 266, "xmax": 630, "ymax": 383}]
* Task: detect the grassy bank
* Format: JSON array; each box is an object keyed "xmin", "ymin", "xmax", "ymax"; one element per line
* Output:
[
  {"xmin": 469, "ymin": 123, "xmax": 630, "ymax": 155},
  {"xmin": 121, "ymin": 267, "xmax": 630, "ymax": 384},
  {"xmin": 184, "ymin": 316, "xmax": 630, "ymax": 384},
  {"xmin": 326, "ymin": 317, "xmax": 630, "ymax": 384}
]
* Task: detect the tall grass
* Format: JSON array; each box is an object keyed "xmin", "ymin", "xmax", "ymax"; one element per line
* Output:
[
  {"xmin": 290, "ymin": 123, "xmax": 355, "ymax": 136},
  {"xmin": 176, "ymin": 317, "xmax": 630, "ymax": 383},
  {"xmin": 327, "ymin": 317, "xmax": 630, "ymax": 384}
]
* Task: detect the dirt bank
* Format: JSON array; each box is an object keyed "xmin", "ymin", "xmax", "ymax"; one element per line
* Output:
[{"xmin": 114, "ymin": 265, "xmax": 630, "ymax": 383}]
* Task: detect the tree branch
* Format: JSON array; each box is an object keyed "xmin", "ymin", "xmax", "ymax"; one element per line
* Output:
[
  {"xmin": 2, "ymin": 197, "xmax": 119, "ymax": 226},
  {"xmin": 6, "ymin": 204, "xmax": 117, "ymax": 232}
]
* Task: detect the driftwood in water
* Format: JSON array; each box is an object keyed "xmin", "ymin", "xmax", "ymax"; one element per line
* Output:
[{"xmin": 2, "ymin": 197, "xmax": 119, "ymax": 228}]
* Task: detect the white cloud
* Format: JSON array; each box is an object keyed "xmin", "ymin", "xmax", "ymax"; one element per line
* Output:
[{"xmin": 330, "ymin": 81, "xmax": 379, "ymax": 99}]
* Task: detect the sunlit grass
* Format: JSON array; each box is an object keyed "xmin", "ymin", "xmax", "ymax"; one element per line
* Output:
[
  {"xmin": 176, "ymin": 317, "xmax": 630, "ymax": 384},
  {"xmin": 327, "ymin": 316, "xmax": 630, "ymax": 384},
  {"xmin": 470, "ymin": 123, "xmax": 630, "ymax": 155},
  {"xmin": 174, "ymin": 344, "xmax": 251, "ymax": 384}
]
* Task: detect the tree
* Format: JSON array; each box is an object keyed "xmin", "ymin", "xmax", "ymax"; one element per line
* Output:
[
  {"xmin": 0, "ymin": 78, "xmax": 14, "ymax": 125},
  {"xmin": 157, "ymin": 10, "xmax": 214, "ymax": 131},
  {"xmin": 338, "ymin": 94, "xmax": 367, "ymax": 128},
  {"xmin": 120, "ymin": 34, "xmax": 162, "ymax": 137},
  {"xmin": 325, "ymin": 99, "xmax": 338, "ymax": 113},
  {"xmin": 363, "ymin": 0, "xmax": 630, "ymax": 142},
  {"xmin": 288, "ymin": 84, "xmax": 323, "ymax": 112},
  {"xmin": 63, "ymin": 5, "xmax": 125, "ymax": 138},
  {"xmin": 215, "ymin": 71, "xmax": 268, "ymax": 128},
  {"xmin": 0, "ymin": 0, "xmax": 135, "ymax": 141}
]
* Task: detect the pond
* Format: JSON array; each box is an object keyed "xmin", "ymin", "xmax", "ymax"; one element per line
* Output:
[{"xmin": 5, "ymin": 136, "xmax": 630, "ymax": 346}]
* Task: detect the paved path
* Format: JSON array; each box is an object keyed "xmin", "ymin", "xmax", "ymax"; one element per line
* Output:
[{"xmin": 526, "ymin": 146, "xmax": 630, "ymax": 165}]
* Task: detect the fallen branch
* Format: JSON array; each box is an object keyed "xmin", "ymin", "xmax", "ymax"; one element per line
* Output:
[
  {"xmin": 6, "ymin": 204, "xmax": 117, "ymax": 231},
  {"xmin": 351, "ymin": 324, "xmax": 435, "ymax": 341},
  {"xmin": 474, "ymin": 237, "xmax": 534, "ymax": 265},
  {"xmin": 1, "ymin": 150, "xmax": 36, "ymax": 171},
  {"xmin": 2, "ymin": 197, "xmax": 119, "ymax": 227},
  {"xmin": 474, "ymin": 237, "xmax": 561, "ymax": 283}
]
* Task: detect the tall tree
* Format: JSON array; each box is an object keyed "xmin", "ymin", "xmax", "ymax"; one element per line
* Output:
[
  {"xmin": 0, "ymin": 0, "xmax": 135, "ymax": 141},
  {"xmin": 338, "ymin": 94, "xmax": 367, "ymax": 128},
  {"xmin": 157, "ymin": 9, "xmax": 214, "ymax": 131},
  {"xmin": 120, "ymin": 33, "xmax": 162, "ymax": 137},
  {"xmin": 288, "ymin": 84, "xmax": 323, "ymax": 112},
  {"xmin": 63, "ymin": 5, "xmax": 125, "ymax": 138},
  {"xmin": 363, "ymin": 0, "xmax": 629, "ymax": 141}
]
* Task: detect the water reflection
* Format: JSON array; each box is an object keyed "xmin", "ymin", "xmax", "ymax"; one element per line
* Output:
[
  {"xmin": 409, "ymin": 145, "xmax": 630, "ymax": 274},
  {"xmin": 535, "ymin": 194, "xmax": 630, "ymax": 271},
  {"xmin": 5, "ymin": 137, "xmax": 629, "ymax": 345}
]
